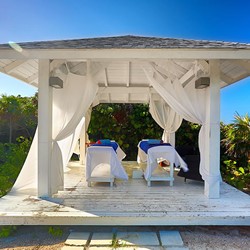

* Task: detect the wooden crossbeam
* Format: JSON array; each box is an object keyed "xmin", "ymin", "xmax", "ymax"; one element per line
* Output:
[{"xmin": 104, "ymin": 68, "xmax": 108, "ymax": 87}]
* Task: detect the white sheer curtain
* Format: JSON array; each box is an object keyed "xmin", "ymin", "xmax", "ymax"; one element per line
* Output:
[
  {"xmin": 12, "ymin": 71, "xmax": 98, "ymax": 195},
  {"xmin": 143, "ymin": 65, "xmax": 221, "ymax": 184},
  {"xmin": 50, "ymin": 72, "xmax": 98, "ymax": 194},
  {"xmin": 149, "ymin": 93, "xmax": 183, "ymax": 143}
]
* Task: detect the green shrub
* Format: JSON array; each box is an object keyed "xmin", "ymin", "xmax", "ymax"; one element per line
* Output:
[
  {"xmin": 88, "ymin": 104, "xmax": 163, "ymax": 160},
  {"xmin": 220, "ymin": 114, "xmax": 250, "ymax": 192},
  {"xmin": 0, "ymin": 137, "xmax": 31, "ymax": 197},
  {"xmin": 0, "ymin": 226, "xmax": 17, "ymax": 238},
  {"xmin": 48, "ymin": 226, "xmax": 63, "ymax": 237}
]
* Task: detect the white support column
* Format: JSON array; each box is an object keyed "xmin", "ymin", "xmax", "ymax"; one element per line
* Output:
[
  {"xmin": 38, "ymin": 59, "xmax": 52, "ymax": 197},
  {"xmin": 169, "ymin": 132, "xmax": 175, "ymax": 147},
  {"xmin": 204, "ymin": 60, "xmax": 221, "ymax": 198},
  {"xmin": 79, "ymin": 123, "xmax": 86, "ymax": 165}
]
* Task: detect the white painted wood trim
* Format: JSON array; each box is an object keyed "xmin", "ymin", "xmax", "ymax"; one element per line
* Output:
[
  {"xmin": 1, "ymin": 48, "xmax": 250, "ymax": 60},
  {"xmin": 79, "ymin": 123, "xmax": 86, "ymax": 165},
  {"xmin": 169, "ymin": 132, "xmax": 176, "ymax": 147},
  {"xmin": 204, "ymin": 60, "xmax": 221, "ymax": 198},
  {"xmin": 38, "ymin": 59, "xmax": 52, "ymax": 197}
]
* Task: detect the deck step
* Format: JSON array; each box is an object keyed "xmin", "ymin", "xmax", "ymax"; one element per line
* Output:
[
  {"xmin": 65, "ymin": 232, "xmax": 91, "ymax": 246},
  {"xmin": 62, "ymin": 230, "xmax": 189, "ymax": 249},
  {"xmin": 159, "ymin": 230, "xmax": 184, "ymax": 247}
]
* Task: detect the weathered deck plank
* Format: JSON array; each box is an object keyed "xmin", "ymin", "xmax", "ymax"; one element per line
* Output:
[{"xmin": 0, "ymin": 161, "xmax": 249, "ymax": 226}]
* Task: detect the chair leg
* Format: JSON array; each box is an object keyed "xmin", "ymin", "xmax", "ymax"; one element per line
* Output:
[
  {"xmin": 110, "ymin": 181, "xmax": 114, "ymax": 187},
  {"xmin": 170, "ymin": 163, "xmax": 174, "ymax": 186},
  {"xmin": 88, "ymin": 181, "xmax": 91, "ymax": 187},
  {"xmin": 147, "ymin": 180, "xmax": 151, "ymax": 187}
]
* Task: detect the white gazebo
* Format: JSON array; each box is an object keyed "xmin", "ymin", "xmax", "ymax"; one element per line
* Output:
[{"xmin": 0, "ymin": 36, "xmax": 249, "ymax": 226}]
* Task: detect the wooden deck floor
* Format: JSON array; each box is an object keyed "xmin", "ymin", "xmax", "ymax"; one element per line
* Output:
[{"xmin": 0, "ymin": 161, "xmax": 249, "ymax": 226}]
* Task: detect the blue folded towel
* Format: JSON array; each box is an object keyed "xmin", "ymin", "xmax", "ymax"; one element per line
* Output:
[
  {"xmin": 91, "ymin": 141, "xmax": 118, "ymax": 151},
  {"xmin": 100, "ymin": 139, "xmax": 111, "ymax": 144},
  {"xmin": 147, "ymin": 139, "xmax": 161, "ymax": 144}
]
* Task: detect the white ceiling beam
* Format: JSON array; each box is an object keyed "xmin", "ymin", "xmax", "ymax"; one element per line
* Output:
[
  {"xmin": 180, "ymin": 60, "xmax": 210, "ymax": 87},
  {"xmin": 179, "ymin": 67, "xmax": 196, "ymax": 87},
  {"xmin": 104, "ymin": 68, "xmax": 108, "ymax": 87},
  {"xmin": 0, "ymin": 68, "xmax": 38, "ymax": 87},
  {"xmin": 169, "ymin": 60, "xmax": 188, "ymax": 75},
  {"xmin": 231, "ymin": 59, "xmax": 250, "ymax": 72},
  {"xmin": 220, "ymin": 72, "xmax": 250, "ymax": 88},
  {"xmin": 27, "ymin": 72, "xmax": 38, "ymax": 84},
  {"xmin": 220, "ymin": 72, "xmax": 235, "ymax": 84},
  {"xmin": 1, "ymin": 48, "xmax": 250, "ymax": 60},
  {"xmin": 151, "ymin": 62, "xmax": 177, "ymax": 81},
  {"xmin": 197, "ymin": 60, "xmax": 210, "ymax": 74},
  {"xmin": 3, "ymin": 60, "xmax": 25, "ymax": 73},
  {"xmin": 98, "ymin": 86, "xmax": 152, "ymax": 95},
  {"xmin": 50, "ymin": 59, "xmax": 65, "ymax": 70}
]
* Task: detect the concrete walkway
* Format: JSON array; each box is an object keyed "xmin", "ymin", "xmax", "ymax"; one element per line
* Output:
[{"xmin": 61, "ymin": 230, "xmax": 189, "ymax": 249}]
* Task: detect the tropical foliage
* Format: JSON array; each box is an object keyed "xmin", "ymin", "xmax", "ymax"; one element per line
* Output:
[
  {"xmin": 0, "ymin": 94, "xmax": 37, "ymax": 143},
  {"xmin": 220, "ymin": 113, "xmax": 250, "ymax": 192},
  {"xmin": 0, "ymin": 137, "xmax": 31, "ymax": 197},
  {"xmin": 88, "ymin": 103, "xmax": 163, "ymax": 160},
  {"xmin": 0, "ymin": 94, "xmax": 249, "ymax": 196}
]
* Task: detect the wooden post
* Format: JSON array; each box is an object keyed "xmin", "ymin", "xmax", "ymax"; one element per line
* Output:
[
  {"xmin": 38, "ymin": 59, "xmax": 52, "ymax": 197},
  {"xmin": 204, "ymin": 60, "xmax": 221, "ymax": 198},
  {"xmin": 169, "ymin": 132, "xmax": 175, "ymax": 147},
  {"xmin": 79, "ymin": 123, "xmax": 86, "ymax": 165}
]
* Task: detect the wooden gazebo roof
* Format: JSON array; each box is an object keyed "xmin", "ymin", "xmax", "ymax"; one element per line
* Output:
[{"xmin": 0, "ymin": 35, "xmax": 250, "ymax": 103}]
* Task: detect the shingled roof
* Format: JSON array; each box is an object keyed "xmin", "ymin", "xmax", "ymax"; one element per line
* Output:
[{"xmin": 0, "ymin": 35, "xmax": 250, "ymax": 50}]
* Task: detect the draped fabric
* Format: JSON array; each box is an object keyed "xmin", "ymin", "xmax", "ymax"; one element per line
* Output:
[
  {"xmin": 73, "ymin": 107, "xmax": 92, "ymax": 156},
  {"xmin": 144, "ymin": 145, "xmax": 188, "ymax": 180},
  {"xmin": 12, "ymin": 72, "xmax": 98, "ymax": 194},
  {"xmin": 10, "ymin": 131, "xmax": 38, "ymax": 194},
  {"xmin": 149, "ymin": 94, "xmax": 183, "ymax": 143},
  {"xmin": 50, "ymin": 72, "xmax": 98, "ymax": 194},
  {"xmin": 143, "ymin": 66, "xmax": 221, "ymax": 184},
  {"xmin": 86, "ymin": 146, "xmax": 128, "ymax": 181}
]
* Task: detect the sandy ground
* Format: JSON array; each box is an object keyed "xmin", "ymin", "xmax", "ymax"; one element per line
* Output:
[{"xmin": 0, "ymin": 225, "xmax": 249, "ymax": 250}]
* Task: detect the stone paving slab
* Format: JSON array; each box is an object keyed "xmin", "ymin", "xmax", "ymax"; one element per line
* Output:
[
  {"xmin": 61, "ymin": 246, "xmax": 84, "ymax": 250},
  {"xmin": 116, "ymin": 232, "xmax": 159, "ymax": 246},
  {"xmin": 90, "ymin": 232, "xmax": 114, "ymax": 246},
  {"xmin": 65, "ymin": 232, "xmax": 90, "ymax": 246},
  {"xmin": 89, "ymin": 247, "xmax": 162, "ymax": 250},
  {"xmin": 165, "ymin": 247, "xmax": 189, "ymax": 250},
  {"xmin": 159, "ymin": 231, "xmax": 183, "ymax": 247},
  {"xmin": 88, "ymin": 247, "xmax": 113, "ymax": 250}
]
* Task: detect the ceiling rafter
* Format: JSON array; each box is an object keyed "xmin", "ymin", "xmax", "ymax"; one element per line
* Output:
[
  {"xmin": 98, "ymin": 86, "xmax": 151, "ymax": 94},
  {"xmin": 50, "ymin": 59, "xmax": 65, "ymax": 71},
  {"xmin": 4, "ymin": 60, "xmax": 26, "ymax": 73},
  {"xmin": 150, "ymin": 62, "xmax": 177, "ymax": 81},
  {"xmin": 104, "ymin": 68, "xmax": 108, "ymax": 87},
  {"xmin": 169, "ymin": 60, "xmax": 188, "ymax": 75},
  {"xmin": 197, "ymin": 60, "xmax": 210, "ymax": 74},
  {"xmin": 179, "ymin": 67, "xmax": 195, "ymax": 87},
  {"xmin": 27, "ymin": 72, "xmax": 38, "ymax": 84},
  {"xmin": 231, "ymin": 59, "xmax": 250, "ymax": 72},
  {"xmin": 220, "ymin": 72, "xmax": 235, "ymax": 84},
  {"xmin": 179, "ymin": 60, "xmax": 210, "ymax": 87}
]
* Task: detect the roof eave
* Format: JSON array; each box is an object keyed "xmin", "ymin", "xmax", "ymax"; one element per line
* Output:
[{"xmin": 1, "ymin": 47, "xmax": 250, "ymax": 60}]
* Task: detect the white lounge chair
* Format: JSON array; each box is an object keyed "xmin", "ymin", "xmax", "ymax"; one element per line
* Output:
[
  {"xmin": 144, "ymin": 146, "xmax": 176, "ymax": 187},
  {"xmin": 86, "ymin": 146, "xmax": 128, "ymax": 187}
]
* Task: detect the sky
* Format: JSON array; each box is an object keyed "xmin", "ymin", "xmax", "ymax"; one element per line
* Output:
[{"xmin": 0, "ymin": 0, "xmax": 249, "ymax": 124}]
